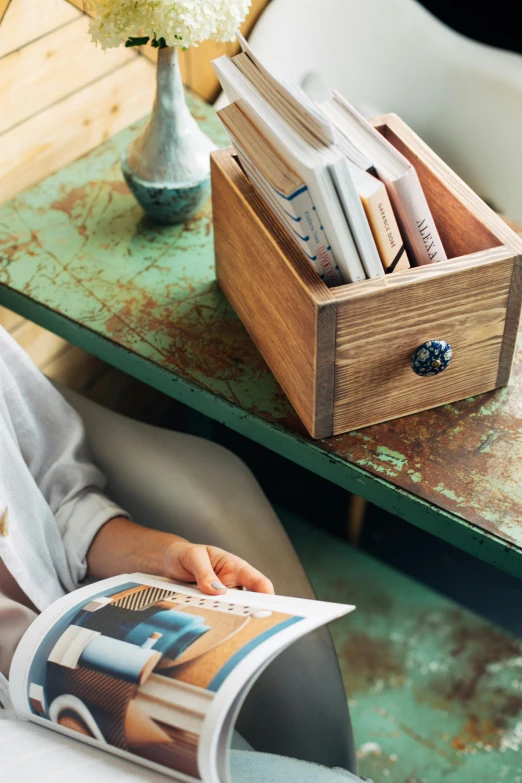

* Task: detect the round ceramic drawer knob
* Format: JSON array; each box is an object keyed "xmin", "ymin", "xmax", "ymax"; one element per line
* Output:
[{"xmin": 411, "ymin": 340, "xmax": 453, "ymax": 376}]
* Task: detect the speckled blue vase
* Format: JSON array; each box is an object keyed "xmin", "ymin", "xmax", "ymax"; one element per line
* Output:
[
  {"xmin": 412, "ymin": 339, "xmax": 453, "ymax": 376},
  {"xmin": 122, "ymin": 46, "xmax": 216, "ymax": 225}
]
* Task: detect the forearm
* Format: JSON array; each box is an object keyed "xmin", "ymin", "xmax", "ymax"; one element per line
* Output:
[
  {"xmin": 87, "ymin": 516, "xmax": 274, "ymax": 595},
  {"xmin": 87, "ymin": 516, "xmax": 187, "ymax": 580}
]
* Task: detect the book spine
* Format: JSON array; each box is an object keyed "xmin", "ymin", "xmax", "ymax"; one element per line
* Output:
[
  {"xmin": 361, "ymin": 191, "xmax": 410, "ymax": 273},
  {"xmin": 331, "ymin": 158, "xmax": 384, "ymax": 279},
  {"xmin": 238, "ymin": 153, "xmax": 342, "ymax": 286},
  {"xmin": 277, "ymin": 187, "xmax": 342, "ymax": 285},
  {"xmin": 387, "ymin": 168, "xmax": 448, "ymax": 265}
]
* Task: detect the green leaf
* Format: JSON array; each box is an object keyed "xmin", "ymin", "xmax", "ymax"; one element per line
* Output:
[
  {"xmin": 151, "ymin": 36, "xmax": 167, "ymax": 48},
  {"xmin": 125, "ymin": 36, "xmax": 150, "ymax": 47}
]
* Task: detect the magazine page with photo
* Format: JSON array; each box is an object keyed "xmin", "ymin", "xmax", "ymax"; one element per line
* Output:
[{"xmin": 9, "ymin": 574, "xmax": 354, "ymax": 783}]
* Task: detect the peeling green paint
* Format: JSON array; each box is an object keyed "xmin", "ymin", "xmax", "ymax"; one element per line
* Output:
[
  {"xmin": 434, "ymin": 484, "xmax": 467, "ymax": 504},
  {"xmin": 1, "ymin": 92, "xmax": 522, "ymax": 579},
  {"xmin": 478, "ymin": 387, "xmax": 509, "ymax": 417},
  {"xmin": 356, "ymin": 458, "xmax": 399, "ymax": 478},
  {"xmin": 375, "ymin": 446, "xmax": 407, "ymax": 471},
  {"xmin": 477, "ymin": 430, "xmax": 501, "ymax": 454}
]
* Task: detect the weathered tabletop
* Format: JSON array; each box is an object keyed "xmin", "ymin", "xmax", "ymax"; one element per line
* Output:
[{"xmin": 1, "ymin": 95, "xmax": 522, "ymax": 576}]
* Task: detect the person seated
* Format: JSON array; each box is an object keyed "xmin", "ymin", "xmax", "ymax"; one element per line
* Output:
[
  {"xmin": 0, "ymin": 325, "xmax": 360, "ymax": 781},
  {"xmin": 0, "ymin": 325, "xmax": 273, "ymax": 682}
]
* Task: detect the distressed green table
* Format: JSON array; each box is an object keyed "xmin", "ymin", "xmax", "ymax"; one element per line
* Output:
[{"xmin": 1, "ymin": 96, "xmax": 522, "ymax": 577}]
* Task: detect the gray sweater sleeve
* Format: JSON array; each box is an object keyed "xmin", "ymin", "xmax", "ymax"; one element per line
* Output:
[{"xmin": 0, "ymin": 327, "xmax": 128, "ymax": 584}]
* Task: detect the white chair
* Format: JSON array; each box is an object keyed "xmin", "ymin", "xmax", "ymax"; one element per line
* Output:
[{"xmin": 238, "ymin": 0, "xmax": 522, "ymax": 220}]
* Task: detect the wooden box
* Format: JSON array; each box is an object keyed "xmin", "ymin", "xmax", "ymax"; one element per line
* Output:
[{"xmin": 211, "ymin": 114, "xmax": 522, "ymax": 439}]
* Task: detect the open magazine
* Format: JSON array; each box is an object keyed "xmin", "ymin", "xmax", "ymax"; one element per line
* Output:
[{"xmin": 9, "ymin": 573, "xmax": 354, "ymax": 782}]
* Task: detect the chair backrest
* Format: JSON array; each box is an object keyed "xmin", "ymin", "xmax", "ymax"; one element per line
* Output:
[{"xmin": 245, "ymin": 0, "xmax": 522, "ymax": 220}]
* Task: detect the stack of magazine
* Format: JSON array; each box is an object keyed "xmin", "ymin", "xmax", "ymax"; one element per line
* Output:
[{"xmin": 213, "ymin": 35, "xmax": 447, "ymax": 287}]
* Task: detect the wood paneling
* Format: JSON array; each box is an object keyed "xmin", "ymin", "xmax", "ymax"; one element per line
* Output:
[
  {"xmin": 0, "ymin": 305, "xmax": 24, "ymax": 332},
  {"xmin": 0, "ymin": 0, "xmax": 153, "ymax": 396},
  {"xmin": 9, "ymin": 320, "xmax": 70, "ymax": 365},
  {"xmin": 0, "ymin": 0, "xmax": 79, "ymax": 58},
  {"xmin": 43, "ymin": 344, "xmax": 108, "ymax": 390},
  {"xmin": 0, "ymin": 57, "xmax": 155, "ymax": 201},
  {"xmin": 0, "ymin": 16, "xmax": 135, "ymax": 134}
]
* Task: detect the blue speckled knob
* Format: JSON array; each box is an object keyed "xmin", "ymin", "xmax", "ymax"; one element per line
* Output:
[{"xmin": 412, "ymin": 340, "xmax": 453, "ymax": 376}]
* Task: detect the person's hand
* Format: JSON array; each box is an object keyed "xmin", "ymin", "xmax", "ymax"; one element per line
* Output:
[{"xmin": 164, "ymin": 541, "xmax": 274, "ymax": 595}]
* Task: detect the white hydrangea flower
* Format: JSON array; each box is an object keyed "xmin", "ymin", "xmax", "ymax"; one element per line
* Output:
[{"xmin": 87, "ymin": 0, "xmax": 252, "ymax": 50}]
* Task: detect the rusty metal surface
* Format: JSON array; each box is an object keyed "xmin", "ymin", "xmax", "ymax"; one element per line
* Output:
[
  {"xmin": 290, "ymin": 515, "xmax": 522, "ymax": 782},
  {"xmin": 0, "ymin": 94, "xmax": 522, "ymax": 562}
]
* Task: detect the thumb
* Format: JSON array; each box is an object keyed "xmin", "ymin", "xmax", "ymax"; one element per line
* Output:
[{"xmin": 182, "ymin": 546, "xmax": 228, "ymax": 595}]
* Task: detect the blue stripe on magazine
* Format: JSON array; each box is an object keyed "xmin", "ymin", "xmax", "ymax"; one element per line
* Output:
[
  {"xmin": 281, "ymin": 207, "xmax": 302, "ymax": 222},
  {"xmin": 271, "ymin": 184, "xmax": 308, "ymax": 201},
  {"xmin": 289, "ymin": 226, "xmax": 310, "ymax": 242},
  {"xmin": 242, "ymin": 159, "xmax": 310, "ymax": 241},
  {"xmin": 207, "ymin": 616, "xmax": 304, "ymax": 692}
]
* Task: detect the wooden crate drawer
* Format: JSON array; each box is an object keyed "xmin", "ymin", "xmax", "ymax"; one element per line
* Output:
[{"xmin": 211, "ymin": 114, "xmax": 522, "ymax": 439}]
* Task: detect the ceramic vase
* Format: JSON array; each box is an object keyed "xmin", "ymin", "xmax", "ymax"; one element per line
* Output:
[{"xmin": 121, "ymin": 46, "xmax": 216, "ymax": 225}]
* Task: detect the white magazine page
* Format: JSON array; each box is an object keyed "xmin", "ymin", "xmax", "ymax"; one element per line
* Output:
[
  {"xmin": 10, "ymin": 574, "xmax": 354, "ymax": 783},
  {"xmin": 194, "ymin": 585, "xmax": 353, "ymax": 783},
  {"xmin": 0, "ymin": 719, "xmax": 172, "ymax": 782}
]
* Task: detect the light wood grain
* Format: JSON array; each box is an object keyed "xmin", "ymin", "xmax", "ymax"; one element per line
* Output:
[
  {"xmin": 140, "ymin": 39, "xmax": 237, "ymax": 104},
  {"xmin": 65, "ymin": 0, "xmax": 268, "ymax": 101},
  {"xmin": 10, "ymin": 320, "xmax": 70, "ymax": 365},
  {"xmin": 329, "ymin": 247, "xmax": 510, "ymax": 301},
  {"xmin": 0, "ymin": 56, "xmax": 154, "ymax": 202},
  {"xmin": 0, "ymin": 0, "xmax": 12, "ymax": 25},
  {"xmin": 497, "ymin": 253, "xmax": 522, "ymax": 386},
  {"xmin": 0, "ymin": 0, "xmax": 159, "ymax": 405},
  {"xmin": 333, "ymin": 255, "xmax": 514, "ymax": 433},
  {"xmin": 212, "ymin": 149, "xmax": 336, "ymax": 438},
  {"xmin": 0, "ymin": 15, "xmax": 135, "ymax": 134},
  {"xmin": 0, "ymin": 0, "xmax": 79, "ymax": 59},
  {"xmin": 0, "ymin": 305, "xmax": 24, "ymax": 332},
  {"xmin": 43, "ymin": 344, "xmax": 107, "ymax": 389}
]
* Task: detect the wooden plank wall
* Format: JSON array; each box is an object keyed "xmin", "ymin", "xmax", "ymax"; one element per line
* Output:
[{"xmin": 0, "ymin": 0, "xmax": 268, "ymax": 413}]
